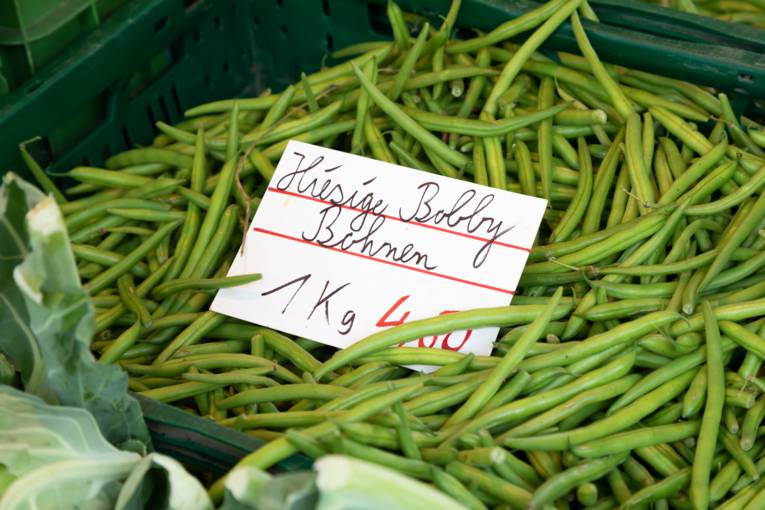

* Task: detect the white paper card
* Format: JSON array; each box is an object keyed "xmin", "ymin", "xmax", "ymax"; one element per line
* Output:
[{"xmin": 211, "ymin": 140, "xmax": 546, "ymax": 362}]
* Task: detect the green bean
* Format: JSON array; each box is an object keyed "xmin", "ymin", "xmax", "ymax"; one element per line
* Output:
[
  {"xmin": 322, "ymin": 377, "xmax": 423, "ymax": 414},
  {"xmin": 431, "ymin": 352, "xmax": 475, "ymax": 378},
  {"xmin": 571, "ymin": 12, "xmax": 632, "ymax": 119},
  {"xmin": 727, "ymin": 388, "xmax": 756, "ymax": 409},
  {"xmin": 721, "ymin": 428, "xmax": 760, "ymax": 480},
  {"xmin": 720, "ymin": 320, "xmax": 765, "ymax": 360},
  {"xmin": 444, "ymin": 288, "xmax": 563, "ymax": 428},
  {"xmin": 355, "ymin": 348, "xmax": 497, "ymax": 370},
  {"xmin": 105, "ymin": 148, "xmax": 193, "ymax": 169},
  {"xmin": 404, "ymin": 101, "xmax": 570, "ymax": 137},
  {"xmin": 633, "ymin": 446, "xmax": 684, "ymax": 478},
  {"xmin": 217, "ymin": 384, "xmax": 350, "ymax": 410},
  {"xmin": 116, "ymin": 274, "xmax": 152, "ymax": 328},
  {"xmin": 68, "ymin": 167, "xmax": 167, "ymax": 190},
  {"xmin": 446, "ymin": 462, "xmax": 531, "ymax": 509},
  {"xmin": 711, "ymin": 459, "xmax": 743, "ymax": 503},
  {"xmin": 530, "ymin": 207, "xmax": 663, "ymax": 262},
  {"xmin": 506, "ymin": 377, "xmax": 695, "ymax": 452},
  {"xmin": 452, "ymin": 352, "xmax": 635, "ymax": 439},
  {"xmin": 682, "ymin": 366, "xmax": 707, "ymax": 418},
  {"xmin": 622, "ymin": 468, "xmax": 691, "ymax": 509},
  {"xmin": 577, "ymin": 482, "xmax": 598, "ymax": 506},
  {"xmin": 582, "ymin": 129, "xmax": 625, "ymax": 233},
  {"xmin": 152, "ymin": 311, "xmax": 228, "ymax": 363},
  {"xmin": 482, "ymin": 370, "xmax": 533, "ymax": 413},
  {"xmin": 420, "ymin": 447, "xmax": 458, "ymax": 466},
  {"xmin": 700, "ymin": 194, "xmax": 765, "ymax": 292},
  {"xmin": 338, "ymin": 421, "xmax": 441, "ymax": 450},
  {"xmin": 83, "ymin": 220, "xmax": 180, "ymax": 295},
  {"xmin": 574, "ymin": 422, "xmax": 700, "ymax": 458},
  {"xmin": 521, "ymin": 311, "xmax": 677, "ymax": 372},
  {"xmin": 390, "ymin": 23, "xmax": 430, "ymax": 102},
  {"xmin": 650, "ymin": 105, "xmax": 712, "ymax": 155},
  {"xmin": 610, "ymin": 345, "xmax": 716, "ymax": 413},
  {"xmin": 607, "ymin": 468, "xmax": 632, "ymax": 503},
  {"xmin": 209, "ymin": 382, "xmax": 425, "ymax": 500},
  {"xmin": 456, "ymin": 447, "xmax": 506, "ymax": 468},
  {"xmin": 72, "ymin": 244, "xmax": 150, "ymax": 279},
  {"xmin": 512, "ymin": 140, "xmax": 536, "ymax": 199},
  {"xmin": 180, "ymin": 151, "xmax": 238, "ymax": 279},
  {"xmin": 165, "ymin": 133, "xmax": 206, "ymax": 282},
  {"xmin": 223, "ymin": 410, "xmax": 342, "ymax": 430},
  {"xmin": 537, "ymin": 77, "xmax": 555, "ymax": 201},
  {"xmin": 579, "ymin": 297, "xmax": 668, "ymax": 321},
  {"xmin": 350, "ymin": 57, "xmax": 378, "ymax": 155},
  {"xmin": 482, "ymin": 128, "xmax": 506, "ymax": 190},
  {"xmin": 447, "ymin": 0, "xmax": 567, "ymax": 54},
  {"xmin": 353, "ymin": 64, "xmax": 468, "ymax": 168},
  {"xmin": 314, "ymin": 303, "xmax": 571, "ymax": 379},
  {"xmin": 151, "ymin": 273, "xmax": 261, "ymax": 300},
  {"xmin": 65, "ymin": 197, "xmax": 172, "ymax": 231},
  {"xmin": 386, "ymin": 0, "xmax": 410, "ymax": 50},
  {"xmin": 530, "ymin": 454, "xmax": 628, "ymax": 510},
  {"xmin": 432, "ymin": 467, "xmax": 488, "ymax": 510},
  {"xmin": 501, "ymin": 375, "xmax": 640, "ymax": 439},
  {"xmin": 591, "ymin": 280, "xmax": 676, "ymax": 300},
  {"xmin": 125, "ymin": 353, "xmax": 298, "ymax": 382},
  {"xmin": 403, "ymin": 377, "xmax": 482, "ymax": 417},
  {"xmin": 482, "ymin": 0, "xmax": 584, "ymax": 117},
  {"xmin": 741, "ymin": 394, "xmax": 765, "ymax": 451},
  {"xmin": 105, "ymin": 207, "xmax": 185, "ymax": 223},
  {"xmin": 625, "ymin": 112, "xmax": 656, "ymax": 210},
  {"xmin": 182, "ymin": 368, "xmax": 276, "ymax": 387},
  {"xmin": 550, "ymin": 138, "xmax": 593, "ymax": 241},
  {"xmin": 524, "ymin": 209, "xmax": 668, "ymax": 274},
  {"xmin": 526, "ymin": 451, "xmax": 562, "ymax": 481},
  {"xmin": 282, "ymin": 429, "xmax": 327, "ymax": 460}
]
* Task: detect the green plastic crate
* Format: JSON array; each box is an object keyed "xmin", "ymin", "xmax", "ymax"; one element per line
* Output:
[
  {"xmin": 0, "ymin": 0, "xmax": 101, "ymax": 92},
  {"xmin": 1, "ymin": 0, "xmax": 764, "ymax": 473},
  {"xmin": 95, "ymin": 0, "xmax": 129, "ymax": 19}
]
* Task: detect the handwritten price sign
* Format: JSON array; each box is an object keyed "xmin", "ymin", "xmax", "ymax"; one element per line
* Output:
[{"xmin": 211, "ymin": 141, "xmax": 546, "ymax": 367}]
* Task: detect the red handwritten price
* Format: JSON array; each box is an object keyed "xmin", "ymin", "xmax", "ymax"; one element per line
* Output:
[{"xmin": 376, "ymin": 295, "xmax": 472, "ymax": 351}]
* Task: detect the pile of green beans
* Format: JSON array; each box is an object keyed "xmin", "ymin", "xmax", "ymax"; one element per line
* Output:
[
  {"xmin": 646, "ymin": 0, "xmax": 765, "ymax": 27},
  {"xmin": 32, "ymin": 0, "xmax": 765, "ymax": 507}
]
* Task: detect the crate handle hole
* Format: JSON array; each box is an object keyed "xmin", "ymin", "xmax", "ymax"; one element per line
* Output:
[
  {"xmin": 214, "ymin": 16, "xmax": 222, "ymax": 30},
  {"xmin": 253, "ymin": 15, "xmax": 261, "ymax": 27},
  {"xmin": 154, "ymin": 17, "xmax": 168, "ymax": 33},
  {"xmin": 170, "ymin": 86, "xmax": 184, "ymax": 116},
  {"xmin": 276, "ymin": 0, "xmax": 284, "ymax": 6},
  {"xmin": 223, "ymin": 61, "xmax": 230, "ymax": 74},
  {"xmin": 193, "ymin": 28, "xmax": 201, "ymax": 43},
  {"xmin": 366, "ymin": 3, "xmax": 390, "ymax": 36},
  {"xmin": 326, "ymin": 33, "xmax": 334, "ymax": 51},
  {"xmin": 739, "ymin": 73, "xmax": 755, "ymax": 85},
  {"xmin": 25, "ymin": 80, "xmax": 43, "ymax": 95},
  {"xmin": 204, "ymin": 74, "xmax": 212, "ymax": 88},
  {"xmin": 281, "ymin": 25, "xmax": 288, "ymax": 36},
  {"xmin": 183, "ymin": 0, "xmax": 201, "ymax": 11},
  {"xmin": 121, "ymin": 126, "xmax": 133, "ymax": 149},
  {"xmin": 322, "ymin": 0, "xmax": 330, "ymax": 15}
]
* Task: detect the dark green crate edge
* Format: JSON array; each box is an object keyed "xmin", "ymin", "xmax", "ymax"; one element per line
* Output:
[
  {"xmin": 3, "ymin": 0, "xmax": 765, "ymax": 182},
  {"xmin": 135, "ymin": 393, "xmax": 312, "ymax": 476}
]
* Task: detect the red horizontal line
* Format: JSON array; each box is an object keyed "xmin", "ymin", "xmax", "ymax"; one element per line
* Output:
[
  {"xmin": 267, "ymin": 187, "xmax": 530, "ymax": 252},
  {"xmin": 253, "ymin": 227, "xmax": 515, "ymax": 295}
]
